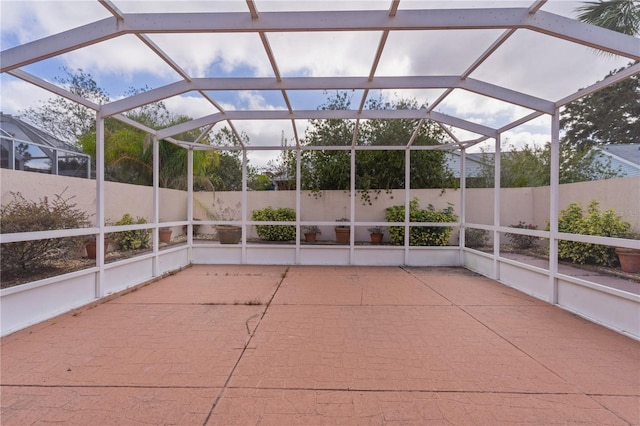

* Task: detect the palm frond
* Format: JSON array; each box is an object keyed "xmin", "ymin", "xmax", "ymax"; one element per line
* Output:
[{"xmin": 576, "ymin": 0, "xmax": 640, "ymax": 36}]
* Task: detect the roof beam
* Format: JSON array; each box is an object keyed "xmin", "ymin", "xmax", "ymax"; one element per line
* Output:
[
  {"xmin": 555, "ymin": 62, "xmax": 640, "ymax": 108},
  {"xmin": 136, "ymin": 34, "xmax": 192, "ymax": 82},
  {"xmin": 0, "ymin": 17, "xmax": 122, "ymax": 72},
  {"xmin": 528, "ymin": 0, "xmax": 547, "ymax": 14},
  {"xmin": 461, "ymin": 78, "xmax": 553, "ymax": 113},
  {"xmin": 101, "ymin": 76, "xmax": 554, "ymax": 116},
  {"xmin": 7, "ymin": 69, "xmax": 101, "ymax": 110},
  {"xmin": 4, "ymin": 8, "xmax": 638, "ymax": 72},
  {"xmin": 527, "ymin": 10, "xmax": 639, "ymax": 60},
  {"xmin": 156, "ymin": 109, "xmax": 497, "ymax": 140},
  {"xmin": 99, "ymin": 0, "xmax": 124, "ymax": 20}
]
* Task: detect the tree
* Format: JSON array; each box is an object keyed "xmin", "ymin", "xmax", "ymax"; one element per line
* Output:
[
  {"xmin": 359, "ymin": 96, "xmax": 455, "ymax": 191},
  {"xmin": 22, "ymin": 67, "xmax": 109, "ymax": 144},
  {"xmin": 24, "ymin": 69, "xmax": 219, "ymax": 189},
  {"xmin": 564, "ymin": 2, "xmax": 640, "ymax": 149},
  {"xmin": 207, "ymin": 127, "xmax": 247, "ymax": 191},
  {"xmin": 298, "ymin": 91, "xmax": 455, "ymax": 201},
  {"xmin": 560, "ymin": 65, "xmax": 640, "ymax": 149},
  {"xmin": 79, "ymin": 110, "xmax": 219, "ymax": 190},
  {"xmin": 576, "ymin": 0, "xmax": 640, "ymax": 36},
  {"xmin": 299, "ymin": 91, "xmax": 354, "ymax": 192},
  {"xmin": 472, "ymin": 143, "xmax": 621, "ymax": 188}
]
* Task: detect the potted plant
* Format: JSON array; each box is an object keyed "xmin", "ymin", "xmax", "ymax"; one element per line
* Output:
[
  {"xmin": 159, "ymin": 227, "xmax": 172, "ymax": 243},
  {"xmin": 368, "ymin": 226, "xmax": 384, "ymax": 245},
  {"xmin": 85, "ymin": 236, "xmax": 111, "ymax": 259},
  {"xmin": 207, "ymin": 200, "xmax": 242, "ymax": 244},
  {"xmin": 302, "ymin": 225, "xmax": 321, "ymax": 243},
  {"xmin": 217, "ymin": 225, "xmax": 242, "ymax": 244},
  {"xmin": 616, "ymin": 230, "xmax": 640, "ymax": 273},
  {"xmin": 335, "ymin": 218, "xmax": 350, "ymax": 244}
]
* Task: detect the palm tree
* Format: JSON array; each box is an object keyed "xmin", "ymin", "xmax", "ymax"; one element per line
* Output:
[
  {"xmin": 80, "ymin": 115, "xmax": 219, "ymax": 190},
  {"xmin": 576, "ymin": 0, "xmax": 640, "ymax": 36}
]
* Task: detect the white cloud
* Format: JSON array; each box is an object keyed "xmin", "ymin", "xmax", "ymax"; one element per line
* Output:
[
  {"xmin": 0, "ymin": 1, "xmax": 107, "ymax": 45},
  {"xmin": 163, "ymin": 96, "xmax": 221, "ymax": 120},
  {"xmin": 62, "ymin": 36, "xmax": 176, "ymax": 81},
  {"xmin": 0, "ymin": 78, "xmax": 57, "ymax": 116},
  {"xmin": 268, "ymin": 32, "xmax": 380, "ymax": 77},
  {"xmin": 146, "ymin": 33, "xmax": 274, "ymax": 78}
]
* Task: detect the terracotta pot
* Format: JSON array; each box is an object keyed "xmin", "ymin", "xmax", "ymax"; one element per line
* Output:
[
  {"xmin": 85, "ymin": 238, "xmax": 110, "ymax": 259},
  {"xmin": 304, "ymin": 232, "xmax": 318, "ymax": 243},
  {"xmin": 217, "ymin": 226, "xmax": 242, "ymax": 244},
  {"xmin": 159, "ymin": 228, "xmax": 172, "ymax": 243},
  {"xmin": 370, "ymin": 233, "xmax": 383, "ymax": 245},
  {"xmin": 615, "ymin": 247, "xmax": 640, "ymax": 273},
  {"xmin": 335, "ymin": 227, "xmax": 350, "ymax": 244}
]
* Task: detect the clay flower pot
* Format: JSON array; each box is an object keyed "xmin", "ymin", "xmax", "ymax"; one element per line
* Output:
[
  {"xmin": 335, "ymin": 227, "xmax": 350, "ymax": 244},
  {"xmin": 615, "ymin": 247, "xmax": 640, "ymax": 273},
  {"xmin": 370, "ymin": 233, "xmax": 383, "ymax": 245},
  {"xmin": 159, "ymin": 228, "xmax": 172, "ymax": 243},
  {"xmin": 85, "ymin": 238, "xmax": 110, "ymax": 259},
  {"xmin": 304, "ymin": 232, "xmax": 318, "ymax": 243},
  {"xmin": 217, "ymin": 225, "xmax": 242, "ymax": 244}
]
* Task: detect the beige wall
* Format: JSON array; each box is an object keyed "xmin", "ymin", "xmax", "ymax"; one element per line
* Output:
[
  {"xmin": 1, "ymin": 169, "xmax": 187, "ymax": 227},
  {"xmin": 195, "ymin": 188, "xmax": 462, "ymax": 240},
  {"xmin": 3, "ymin": 169, "xmax": 638, "ymax": 234}
]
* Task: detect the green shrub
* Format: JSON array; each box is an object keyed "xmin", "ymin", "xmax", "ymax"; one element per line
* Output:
[
  {"xmin": 385, "ymin": 199, "xmax": 457, "ymax": 246},
  {"xmin": 0, "ymin": 191, "xmax": 90, "ymax": 271},
  {"xmin": 465, "ymin": 228, "xmax": 490, "ymax": 248},
  {"xmin": 557, "ymin": 201, "xmax": 631, "ymax": 267},
  {"xmin": 111, "ymin": 213, "xmax": 150, "ymax": 250},
  {"xmin": 507, "ymin": 221, "xmax": 538, "ymax": 249},
  {"xmin": 251, "ymin": 207, "xmax": 296, "ymax": 241}
]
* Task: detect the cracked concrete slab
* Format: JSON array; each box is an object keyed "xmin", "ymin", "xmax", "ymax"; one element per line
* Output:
[{"xmin": 1, "ymin": 265, "xmax": 638, "ymax": 425}]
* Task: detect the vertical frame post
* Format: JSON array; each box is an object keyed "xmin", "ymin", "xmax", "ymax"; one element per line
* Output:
[
  {"xmin": 241, "ymin": 149, "xmax": 248, "ymax": 263},
  {"xmin": 460, "ymin": 148, "xmax": 467, "ymax": 265},
  {"xmin": 404, "ymin": 149, "xmax": 411, "ymax": 265},
  {"xmin": 350, "ymin": 148, "xmax": 356, "ymax": 262},
  {"xmin": 549, "ymin": 109, "xmax": 560, "ymax": 303},
  {"xmin": 493, "ymin": 135, "xmax": 501, "ymax": 280},
  {"xmin": 52, "ymin": 149, "xmax": 59, "ymax": 176},
  {"xmin": 187, "ymin": 148, "xmax": 194, "ymax": 261},
  {"xmin": 152, "ymin": 134, "xmax": 159, "ymax": 277},
  {"xmin": 95, "ymin": 113, "xmax": 105, "ymax": 298},
  {"xmin": 8, "ymin": 138, "xmax": 15, "ymax": 170},
  {"xmin": 295, "ymin": 147, "xmax": 301, "ymax": 264}
]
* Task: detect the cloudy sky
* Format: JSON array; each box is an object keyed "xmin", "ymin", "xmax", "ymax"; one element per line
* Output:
[{"xmin": 0, "ymin": 0, "xmax": 633, "ymax": 165}]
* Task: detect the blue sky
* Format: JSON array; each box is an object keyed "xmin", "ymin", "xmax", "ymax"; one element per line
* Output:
[{"xmin": 0, "ymin": 0, "xmax": 633, "ymax": 164}]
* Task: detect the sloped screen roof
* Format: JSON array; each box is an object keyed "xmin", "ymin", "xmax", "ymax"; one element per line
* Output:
[{"xmin": 1, "ymin": 0, "xmax": 638, "ymax": 152}]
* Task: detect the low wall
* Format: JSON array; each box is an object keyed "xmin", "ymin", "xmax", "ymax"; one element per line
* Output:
[
  {"xmin": 1, "ymin": 169, "xmax": 187, "ymax": 227},
  {"xmin": 2, "ymin": 169, "xmax": 639, "ymax": 234}
]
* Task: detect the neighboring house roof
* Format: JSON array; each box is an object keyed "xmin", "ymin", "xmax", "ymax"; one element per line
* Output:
[
  {"xmin": 596, "ymin": 143, "xmax": 640, "ymax": 177},
  {"xmin": 447, "ymin": 152, "xmax": 490, "ymax": 178},
  {"xmin": 449, "ymin": 144, "xmax": 640, "ymax": 180},
  {"xmin": 0, "ymin": 113, "xmax": 83, "ymax": 153},
  {"xmin": 1, "ymin": 112, "xmax": 90, "ymax": 178}
]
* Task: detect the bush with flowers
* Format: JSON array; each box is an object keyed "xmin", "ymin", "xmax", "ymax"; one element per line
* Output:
[{"xmin": 507, "ymin": 221, "xmax": 538, "ymax": 249}]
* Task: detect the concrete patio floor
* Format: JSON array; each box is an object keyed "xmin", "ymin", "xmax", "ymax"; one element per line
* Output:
[{"xmin": 1, "ymin": 265, "xmax": 639, "ymax": 425}]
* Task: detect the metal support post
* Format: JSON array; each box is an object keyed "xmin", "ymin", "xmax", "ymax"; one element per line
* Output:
[
  {"xmin": 95, "ymin": 113, "xmax": 105, "ymax": 298},
  {"xmin": 460, "ymin": 148, "xmax": 467, "ymax": 265},
  {"xmin": 550, "ymin": 109, "xmax": 560, "ymax": 303},
  {"xmin": 152, "ymin": 135, "xmax": 159, "ymax": 277},
  {"xmin": 493, "ymin": 134, "xmax": 501, "ymax": 280}
]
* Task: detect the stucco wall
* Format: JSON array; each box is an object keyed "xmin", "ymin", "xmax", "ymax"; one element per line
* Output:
[
  {"xmin": 2, "ymin": 169, "xmax": 638, "ymax": 235},
  {"xmin": 1, "ymin": 169, "xmax": 187, "ymax": 227}
]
